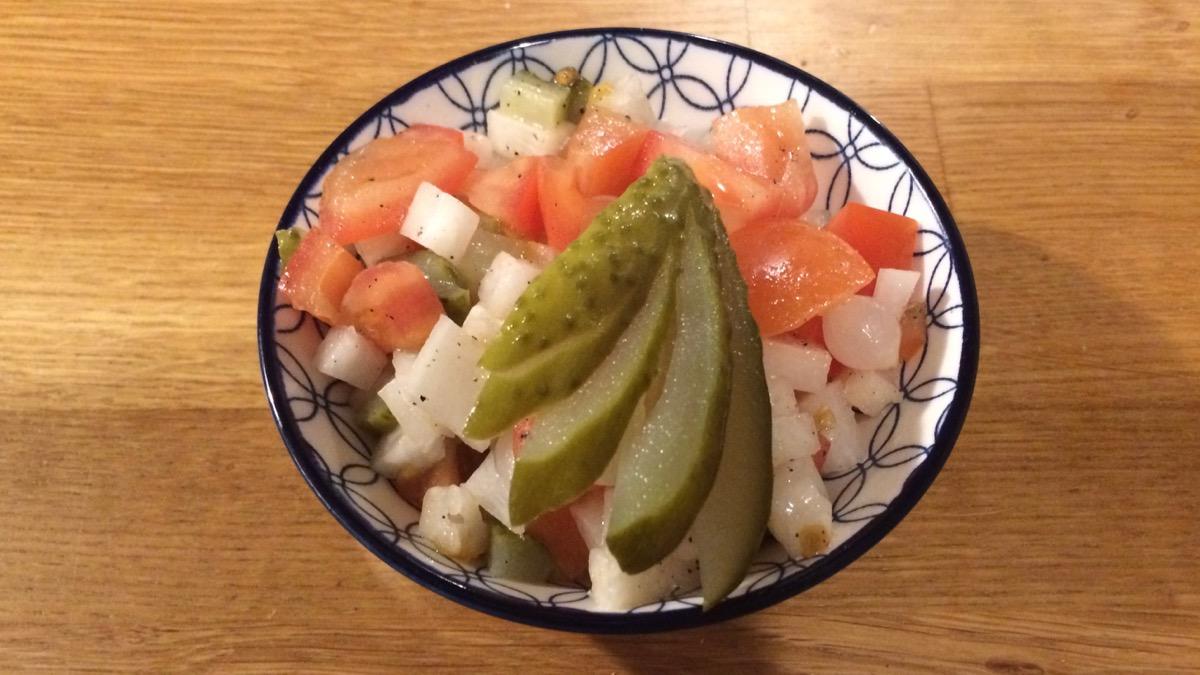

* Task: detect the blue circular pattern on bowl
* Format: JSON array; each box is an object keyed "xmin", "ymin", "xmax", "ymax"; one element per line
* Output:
[{"xmin": 257, "ymin": 28, "xmax": 979, "ymax": 633}]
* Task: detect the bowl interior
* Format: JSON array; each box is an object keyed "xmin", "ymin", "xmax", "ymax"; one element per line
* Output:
[{"xmin": 259, "ymin": 28, "xmax": 977, "ymax": 632}]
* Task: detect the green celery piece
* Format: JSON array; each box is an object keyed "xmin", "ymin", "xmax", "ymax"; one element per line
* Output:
[
  {"xmin": 508, "ymin": 246, "xmax": 679, "ymax": 526},
  {"xmin": 605, "ymin": 202, "xmax": 732, "ymax": 574},
  {"xmin": 487, "ymin": 521, "xmax": 555, "ymax": 583},
  {"xmin": 465, "ymin": 158, "xmax": 696, "ymax": 438},
  {"xmin": 690, "ymin": 194, "xmax": 774, "ymax": 609},
  {"xmin": 275, "ymin": 228, "xmax": 303, "ymax": 267},
  {"xmin": 404, "ymin": 250, "xmax": 471, "ymax": 323}
]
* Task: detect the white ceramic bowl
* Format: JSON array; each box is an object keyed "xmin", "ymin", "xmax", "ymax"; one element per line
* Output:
[{"xmin": 258, "ymin": 28, "xmax": 979, "ymax": 632}]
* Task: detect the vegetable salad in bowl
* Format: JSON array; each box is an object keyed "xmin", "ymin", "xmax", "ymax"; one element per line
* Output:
[{"xmin": 259, "ymin": 29, "xmax": 976, "ymax": 632}]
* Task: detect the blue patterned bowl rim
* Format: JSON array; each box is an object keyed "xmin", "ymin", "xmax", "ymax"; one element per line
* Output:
[{"xmin": 257, "ymin": 27, "xmax": 979, "ymax": 633}]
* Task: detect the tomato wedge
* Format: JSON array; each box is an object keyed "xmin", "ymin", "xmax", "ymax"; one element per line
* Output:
[
  {"xmin": 339, "ymin": 261, "xmax": 444, "ymax": 351},
  {"xmin": 710, "ymin": 100, "xmax": 817, "ymax": 216},
  {"xmin": 525, "ymin": 506, "xmax": 590, "ymax": 584},
  {"xmin": 730, "ymin": 219, "xmax": 874, "ymax": 336},
  {"xmin": 538, "ymin": 157, "xmax": 612, "ymax": 251},
  {"xmin": 319, "ymin": 125, "xmax": 477, "ymax": 245},
  {"xmin": 464, "ymin": 157, "xmax": 545, "ymax": 242},
  {"xmin": 565, "ymin": 108, "xmax": 650, "ymax": 197},
  {"xmin": 825, "ymin": 203, "xmax": 919, "ymax": 293},
  {"xmin": 277, "ymin": 229, "xmax": 363, "ymax": 325},
  {"xmin": 634, "ymin": 131, "xmax": 782, "ymax": 232}
]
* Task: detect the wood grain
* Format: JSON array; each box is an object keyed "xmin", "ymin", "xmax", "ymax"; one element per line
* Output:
[{"xmin": 2, "ymin": 1, "xmax": 1198, "ymax": 671}]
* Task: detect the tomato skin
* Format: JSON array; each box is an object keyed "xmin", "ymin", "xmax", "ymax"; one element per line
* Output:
[
  {"xmin": 710, "ymin": 100, "xmax": 817, "ymax": 216},
  {"xmin": 825, "ymin": 203, "xmax": 919, "ymax": 293},
  {"xmin": 730, "ymin": 219, "xmax": 874, "ymax": 336},
  {"xmin": 538, "ymin": 157, "xmax": 612, "ymax": 251},
  {"xmin": 634, "ymin": 131, "xmax": 782, "ymax": 232},
  {"xmin": 277, "ymin": 229, "xmax": 364, "ymax": 325},
  {"xmin": 338, "ymin": 261, "xmax": 444, "ymax": 351},
  {"xmin": 566, "ymin": 109, "xmax": 650, "ymax": 197},
  {"xmin": 525, "ymin": 506, "xmax": 590, "ymax": 584},
  {"xmin": 464, "ymin": 157, "xmax": 545, "ymax": 242},
  {"xmin": 319, "ymin": 125, "xmax": 478, "ymax": 245}
]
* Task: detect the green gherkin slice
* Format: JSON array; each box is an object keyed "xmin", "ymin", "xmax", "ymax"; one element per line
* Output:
[
  {"xmin": 403, "ymin": 250, "xmax": 471, "ymax": 323},
  {"xmin": 487, "ymin": 520, "xmax": 555, "ymax": 583},
  {"xmin": 690, "ymin": 194, "xmax": 774, "ymax": 610},
  {"xmin": 605, "ymin": 203, "xmax": 732, "ymax": 574},
  {"xmin": 508, "ymin": 246, "xmax": 680, "ymax": 526},
  {"xmin": 465, "ymin": 158, "xmax": 696, "ymax": 438}
]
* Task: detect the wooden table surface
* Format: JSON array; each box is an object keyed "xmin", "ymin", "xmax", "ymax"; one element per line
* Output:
[{"xmin": 3, "ymin": 1, "xmax": 1198, "ymax": 672}]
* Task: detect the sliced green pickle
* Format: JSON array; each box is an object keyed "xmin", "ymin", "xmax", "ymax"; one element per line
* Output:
[
  {"xmin": 404, "ymin": 250, "xmax": 471, "ymax": 323},
  {"xmin": 275, "ymin": 228, "xmax": 303, "ymax": 267},
  {"xmin": 690, "ymin": 195, "xmax": 773, "ymax": 609},
  {"xmin": 508, "ymin": 246, "xmax": 679, "ymax": 526},
  {"xmin": 605, "ymin": 204, "xmax": 732, "ymax": 574},
  {"xmin": 487, "ymin": 520, "xmax": 555, "ymax": 583},
  {"xmin": 499, "ymin": 70, "xmax": 572, "ymax": 129},
  {"xmin": 465, "ymin": 158, "xmax": 696, "ymax": 438},
  {"xmin": 357, "ymin": 395, "xmax": 398, "ymax": 436}
]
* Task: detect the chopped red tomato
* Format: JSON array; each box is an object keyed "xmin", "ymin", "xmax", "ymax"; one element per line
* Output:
[
  {"xmin": 319, "ymin": 125, "xmax": 477, "ymax": 245},
  {"xmin": 899, "ymin": 300, "xmax": 927, "ymax": 362},
  {"xmin": 465, "ymin": 157, "xmax": 544, "ymax": 242},
  {"xmin": 339, "ymin": 261, "xmax": 444, "ymax": 351},
  {"xmin": 392, "ymin": 446, "xmax": 459, "ymax": 509},
  {"xmin": 565, "ymin": 108, "xmax": 650, "ymax": 197},
  {"xmin": 525, "ymin": 506, "xmax": 590, "ymax": 584},
  {"xmin": 634, "ymin": 131, "xmax": 783, "ymax": 232},
  {"xmin": 538, "ymin": 157, "xmax": 612, "ymax": 250},
  {"xmin": 710, "ymin": 100, "xmax": 817, "ymax": 216},
  {"xmin": 730, "ymin": 219, "xmax": 874, "ymax": 336},
  {"xmin": 277, "ymin": 229, "xmax": 363, "ymax": 325},
  {"xmin": 825, "ymin": 203, "xmax": 918, "ymax": 293}
]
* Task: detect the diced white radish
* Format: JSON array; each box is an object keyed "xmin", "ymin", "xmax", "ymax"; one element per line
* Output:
[
  {"xmin": 372, "ymin": 429, "xmax": 448, "ymax": 480},
  {"xmin": 313, "ymin": 325, "xmax": 388, "ymax": 390},
  {"xmin": 766, "ymin": 374, "xmax": 799, "ymax": 417},
  {"xmin": 478, "ymin": 252, "xmax": 540, "ymax": 319},
  {"xmin": 462, "ymin": 304, "xmax": 504, "ymax": 344},
  {"xmin": 377, "ymin": 373, "xmax": 448, "ymax": 438},
  {"xmin": 463, "ymin": 130, "xmax": 501, "ymax": 169},
  {"xmin": 569, "ymin": 487, "xmax": 610, "ymax": 550},
  {"xmin": 406, "ymin": 316, "xmax": 487, "ymax": 441},
  {"xmin": 400, "ymin": 182, "xmax": 480, "ymax": 263},
  {"xmin": 873, "ymin": 268, "xmax": 921, "ymax": 317},
  {"xmin": 762, "ymin": 338, "xmax": 832, "ymax": 394},
  {"xmin": 486, "ymin": 108, "xmax": 573, "ymax": 158},
  {"xmin": 354, "ymin": 231, "xmax": 414, "ymax": 267},
  {"xmin": 771, "ymin": 411, "xmax": 820, "ymax": 468},
  {"xmin": 591, "ymin": 74, "xmax": 656, "ymax": 125},
  {"xmin": 418, "ymin": 485, "xmax": 488, "ymax": 562},
  {"xmin": 392, "ymin": 350, "xmax": 417, "ymax": 381},
  {"xmin": 822, "ymin": 295, "xmax": 901, "ymax": 370},
  {"xmin": 463, "ymin": 432, "xmax": 522, "ymax": 533},
  {"xmin": 798, "ymin": 381, "xmax": 862, "ymax": 475},
  {"xmin": 769, "ymin": 457, "xmax": 833, "ymax": 559},
  {"xmin": 842, "ymin": 368, "xmax": 901, "ymax": 416},
  {"xmin": 588, "ymin": 538, "xmax": 700, "ymax": 611}
]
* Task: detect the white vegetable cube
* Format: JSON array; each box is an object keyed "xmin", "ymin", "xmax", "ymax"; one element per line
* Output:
[
  {"xmin": 798, "ymin": 381, "xmax": 862, "ymax": 476},
  {"xmin": 372, "ymin": 429, "xmax": 447, "ymax": 480},
  {"xmin": 377, "ymin": 374, "xmax": 447, "ymax": 438},
  {"xmin": 400, "ymin": 182, "xmax": 480, "ymax": 262},
  {"xmin": 313, "ymin": 325, "xmax": 388, "ymax": 390},
  {"xmin": 463, "ymin": 432, "xmax": 521, "ymax": 533},
  {"xmin": 873, "ymin": 268, "xmax": 921, "ymax": 317},
  {"xmin": 407, "ymin": 315, "xmax": 488, "ymax": 441},
  {"xmin": 461, "ymin": 304, "xmax": 504, "ymax": 344},
  {"xmin": 762, "ymin": 338, "xmax": 832, "ymax": 394},
  {"xmin": 477, "ymin": 252, "xmax": 540, "ymax": 319},
  {"xmin": 822, "ymin": 295, "xmax": 901, "ymax": 371},
  {"xmin": 842, "ymin": 369, "xmax": 902, "ymax": 416},
  {"xmin": 772, "ymin": 411, "xmax": 820, "ymax": 468},
  {"xmin": 354, "ymin": 231, "xmax": 413, "ymax": 267},
  {"xmin": 591, "ymin": 74, "xmax": 656, "ymax": 125},
  {"xmin": 568, "ymin": 487, "xmax": 611, "ymax": 551},
  {"xmin": 486, "ymin": 108, "xmax": 573, "ymax": 158},
  {"xmin": 418, "ymin": 485, "xmax": 488, "ymax": 562},
  {"xmin": 766, "ymin": 374, "xmax": 800, "ymax": 417},
  {"xmin": 392, "ymin": 350, "xmax": 417, "ymax": 381},
  {"xmin": 588, "ymin": 540, "xmax": 699, "ymax": 612},
  {"xmin": 769, "ymin": 457, "xmax": 833, "ymax": 559},
  {"xmin": 462, "ymin": 130, "xmax": 501, "ymax": 169}
]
